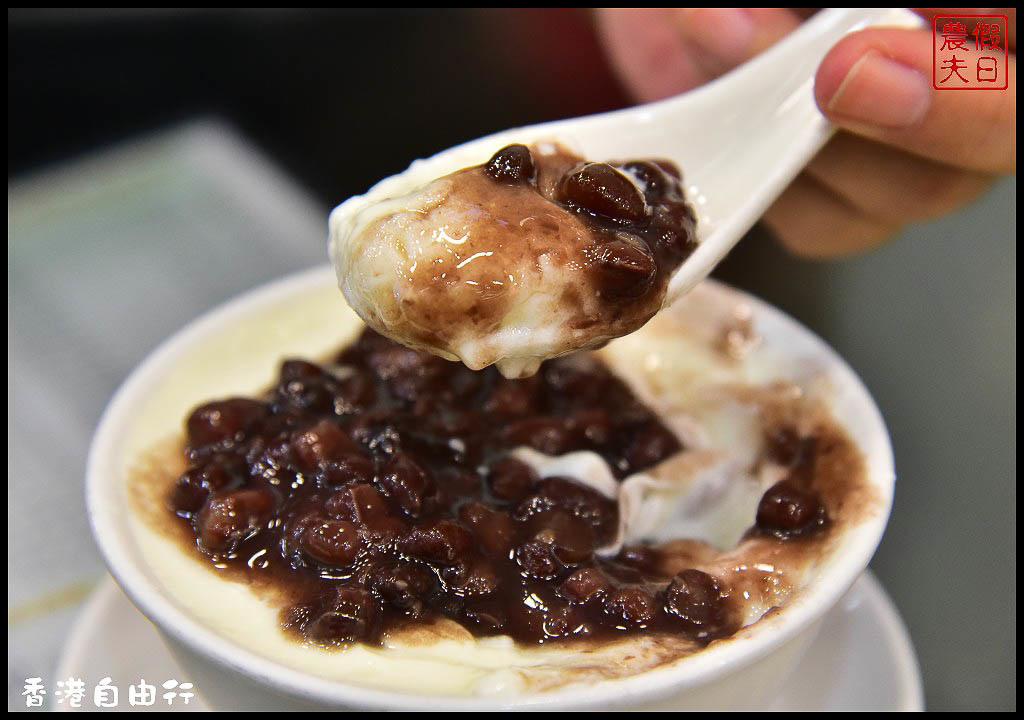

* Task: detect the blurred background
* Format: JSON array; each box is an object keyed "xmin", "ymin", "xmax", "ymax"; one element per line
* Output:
[{"xmin": 8, "ymin": 8, "xmax": 1015, "ymax": 711}]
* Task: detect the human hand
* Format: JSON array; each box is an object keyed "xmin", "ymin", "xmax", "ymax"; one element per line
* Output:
[{"xmin": 595, "ymin": 9, "xmax": 1016, "ymax": 257}]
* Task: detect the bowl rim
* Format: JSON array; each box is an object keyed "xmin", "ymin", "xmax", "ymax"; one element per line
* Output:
[{"xmin": 86, "ymin": 264, "xmax": 894, "ymax": 710}]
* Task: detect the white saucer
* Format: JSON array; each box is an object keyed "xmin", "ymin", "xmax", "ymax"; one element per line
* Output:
[{"xmin": 54, "ymin": 571, "xmax": 922, "ymax": 711}]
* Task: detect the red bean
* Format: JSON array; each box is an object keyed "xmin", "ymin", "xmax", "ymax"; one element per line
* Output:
[
  {"xmin": 755, "ymin": 481, "xmax": 828, "ymax": 537},
  {"xmin": 558, "ymin": 162, "xmax": 647, "ymax": 224},
  {"xmin": 485, "ymin": 456, "xmax": 537, "ymax": 503},
  {"xmin": 400, "ymin": 520, "xmax": 474, "ymax": 566},
  {"xmin": 603, "ymin": 587, "xmax": 657, "ymax": 626},
  {"xmin": 195, "ymin": 488, "xmax": 275, "ymax": 553},
  {"xmin": 305, "ymin": 587, "xmax": 381, "ymax": 643},
  {"xmin": 483, "ymin": 144, "xmax": 536, "ymax": 185},
  {"xmin": 368, "ymin": 562, "xmax": 436, "ymax": 615},
  {"xmin": 378, "ymin": 452, "xmax": 435, "ymax": 518},
  {"xmin": 458, "ymin": 501, "xmax": 516, "ymax": 558},
  {"xmin": 559, "ymin": 568, "xmax": 610, "ymax": 604},
  {"xmin": 584, "ymin": 238, "xmax": 657, "ymax": 299},
  {"xmin": 664, "ymin": 569, "xmax": 735, "ymax": 640},
  {"xmin": 515, "ymin": 540, "xmax": 562, "ymax": 581},
  {"xmin": 186, "ymin": 399, "xmax": 267, "ymax": 449},
  {"xmin": 302, "ymin": 519, "xmax": 362, "ymax": 566},
  {"xmin": 290, "ymin": 420, "xmax": 360, "ymax": 472}
]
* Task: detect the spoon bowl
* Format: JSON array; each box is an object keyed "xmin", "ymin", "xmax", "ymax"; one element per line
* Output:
[{"xmin": 331, "ymin": 8, "xmax": 923, "ymax": 304}]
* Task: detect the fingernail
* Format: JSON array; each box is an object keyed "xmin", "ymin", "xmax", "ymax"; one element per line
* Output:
[
  {"xmin": 825, "ymin": 50, "xmax": 931, "ymax": 129},
  {"xmin": 678, "ymin": 8, "xmax": 756, "ymax": 64}
]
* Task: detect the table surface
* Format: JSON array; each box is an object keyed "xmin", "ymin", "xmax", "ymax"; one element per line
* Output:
[{"xmin": 8, "ymin": 120, "xmax": 1016, "ymax": 711}]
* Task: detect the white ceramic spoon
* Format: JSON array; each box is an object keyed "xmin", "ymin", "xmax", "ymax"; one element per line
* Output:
[{"xmin": 333, "ymin": 7, "xmax": 923, "ymax": 304}]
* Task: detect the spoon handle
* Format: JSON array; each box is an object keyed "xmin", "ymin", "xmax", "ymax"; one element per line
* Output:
[{"xmin": 658, "ymin": 7, "xmax": 926, "ymax": 302}]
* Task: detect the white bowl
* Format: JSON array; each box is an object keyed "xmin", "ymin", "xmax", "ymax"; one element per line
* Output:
[{"xmin": 86, "ymin": 265, "xmax": 894, "ymax": 710}]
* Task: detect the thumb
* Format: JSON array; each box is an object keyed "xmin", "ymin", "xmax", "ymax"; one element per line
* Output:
[{"xmin": 815, "ymin": 27, "xmax": 1016, "ymax": 174}]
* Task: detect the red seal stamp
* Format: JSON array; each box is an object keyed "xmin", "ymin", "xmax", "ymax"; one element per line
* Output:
[{"xmin": 933, "ymin": 14, "xmax": 1009, "ymax": 90}]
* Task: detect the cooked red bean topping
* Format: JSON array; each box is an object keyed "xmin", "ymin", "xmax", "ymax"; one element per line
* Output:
[
  {"xmin": 558, "ymin": 162, "xmax": 649, "ymax": 224},
  {"xmin": 603, "ymin": 587, "xmax": 658, "ymax": 627},
  {"xmin": 485, "ymin": 456, "xmax": 537, "ymax": 503},
  {"xmin": 559, "ymin": 568, "xmax": 611, "ymax": 604},
  {"xmin": 483, "ymin": 146, "xmax": 698, "ymax": 306},
  {"xmin": 378, "ymin": 451, "xmax": 437, "ymax": 519},
  {"xmin": 583, "ymin": 238, "xmax": 657, "ymax": 299},
  {"xmin": 195, "ymin": 488, "xmax": 275, "ymax": 554},
  {"xmin": 664, "ymin": 569, "xmax": 738, "ymax": 641},
  {"xmin": 483, "ymin": 143, "xmax": 537, "ymax": 185},
  {"xmin": 302, "ymin": 519, "xmax": 363, "ymax": 567},
  {"xmin": 463, "ymin": 599, "xmax": 508, "ymax": 633},
  {"xmin": 170, "ymin": 457, "xmax": 238, "ymax": 515},
  {"xmin": 539, "ymin": 603, "xmax": 588, "ymax": 639},
  {"xmin": 325, "ymin": 482, "xmax": 389, "ymax": 523},
  {"xmin": 300, "ymin": 587, "xmax": 382, "ymax": 644},
  {"xmin": 755, "ymin": 480, "xmax": 829, "ymax": 538},
  {"xmin": 186, "ymin": 399, "xmax": 268, "ymax": 454},
  {"xmin": 458, "ymin": 501, "xmax": 517, "ymax": 558},
  {"xmin": 515, "ymin": 540, "xmax": 563, "ymax": 581},
  {"xmin": 616, "ymin": 545, "xmax": 662, "ymax": 573},
  {"xmin": 367, "ymin": 561, "xmax": 436, "ymax": 616},
  {"xmin": 168, "ymin": 329, "xmax": 835, "ymax": 647}
]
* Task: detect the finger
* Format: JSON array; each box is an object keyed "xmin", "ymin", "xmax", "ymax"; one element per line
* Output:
[
  {"xmin": 595, "ymin": 9, "xmax": 706, "ymax": 103},
  {"xmin": 762, "ymin": 173, "xmax": 901, "ymax": 258},
  {"xmin": 915, "ymin": 8, "xmax": 1016, "ymax": 50},
  {"xmin": 675, "ymin": 8, "xmax": 802, "ymax": 80},
  {"xmin": 803, "ymin": 132, "xmax": 995, "ymax": 225},
  {"xmin": 594, "ymin": 8, "xmax": 801, "ymax": 103},
  {"xmin": 815, "ymin": 28, "xmax": 1016, "ymax": 175}
]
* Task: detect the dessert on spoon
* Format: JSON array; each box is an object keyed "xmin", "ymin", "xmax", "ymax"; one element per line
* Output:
[
  {"xmin": 329, "ymin": 8, "xmax": 922, "ymax": 378},
  {"xmin": 332, "ymin": 141, "xmax": 696, "ymax": 378}
]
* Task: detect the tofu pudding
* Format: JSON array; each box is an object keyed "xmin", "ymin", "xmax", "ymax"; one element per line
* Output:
[
  {"xmin": 127, "ymin": 283, "xmax": 879, "ymax": 697},
  {"xmin": 328, "ymin": 144, "xmax": 698, "ymax": 378}
]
